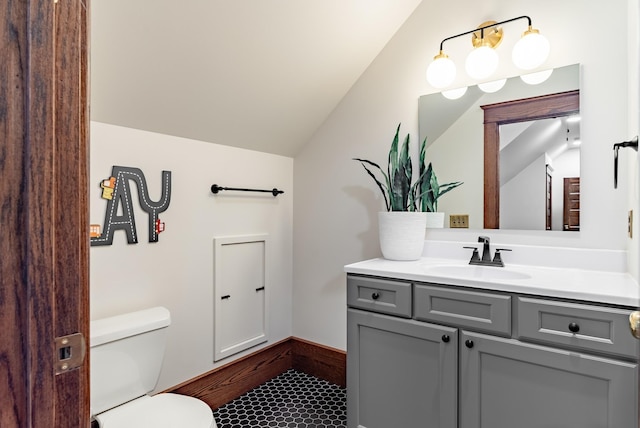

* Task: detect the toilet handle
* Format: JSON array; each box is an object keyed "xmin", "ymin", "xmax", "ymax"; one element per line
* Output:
[{"xmin": 221, "ymin": 295, "xmax": 231, "ymax": 300}]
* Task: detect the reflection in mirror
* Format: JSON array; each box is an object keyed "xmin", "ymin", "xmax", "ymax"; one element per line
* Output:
[
  {"xmin": 499, "ymin": 111, "xmax": 580, "ymax": 231},
  {"xmin": 418, "ymin": 64, "xmax": 580, "ymax": 231}
]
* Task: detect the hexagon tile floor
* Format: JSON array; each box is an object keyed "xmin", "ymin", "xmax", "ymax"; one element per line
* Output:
[{"xmin": 212, "ymin": 369, "xmax": 347, "ymax": 428}]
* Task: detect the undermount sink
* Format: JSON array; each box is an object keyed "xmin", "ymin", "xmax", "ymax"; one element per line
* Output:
[{"xmin": 423, "ymin": 264, "xmax": 531, "ymax": 281}]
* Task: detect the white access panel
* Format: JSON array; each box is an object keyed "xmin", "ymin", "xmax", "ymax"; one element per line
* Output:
[{"xmin": 213, "ymin": 234, "xmax": 268, "ymax": 361}]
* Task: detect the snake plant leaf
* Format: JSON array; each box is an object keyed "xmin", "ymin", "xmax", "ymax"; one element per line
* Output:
[
  {"xmin": 420, "ymin": 161, "xmax": 464, "ymax": 212},
  {"xmin": 411, "ymin": 166, "xmax": 430, "ymax": 211},
  {"xmin": 353, "ymin": 158, "xmax": 391, "ymax": 211},
  {"xmin": 419, "ymin": 137, "xmax": 427, "ymax": 178},
  {"xmin": 436, "ymin": 181, "xmax": 464, "ymax": 198},
  {"xmin": 387, "ymin": 123, "xmax": 400, "ymax": 188},
  {"xmin": 429, "ymin": 168, "xmax": 441, "ymax": 202},
  {"xmin": 421, "ymin": 162, "xmax": 435, "ymax": 212},
  {"xmin": 389, "ymin": 132, "xmax": 413, "ymax": 211},
  {"xmin": 387, "ymin": 124, "xmax": 402, "ymax": 210}
]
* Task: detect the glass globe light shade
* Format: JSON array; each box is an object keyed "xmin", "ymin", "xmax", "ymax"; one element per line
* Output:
[
  {"xmin": 465, "ymin": 44, "xmax": 499, "ymax": 80},
  {"xmin": 426, "ymin": 52, "xmax": 456, "ymax": 88},
  {"xmin": 512, "ymin": 28, "xmax": 550, "ymax": 70},
  {"xmin": 478, "ymin": 79, "xmax": 507, "ymax": 93},
  {"xmin": 442, "ymin": 87, "xmax": 468, "ymax": 100},
  {"xmin": 520, "ymin": 69, "xmax": 553, "ymax": 85}
]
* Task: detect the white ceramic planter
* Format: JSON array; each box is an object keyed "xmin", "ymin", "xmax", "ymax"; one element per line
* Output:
[{"xmin": 378, "ymin": 211, "xmax": 427, "ymax": 261}]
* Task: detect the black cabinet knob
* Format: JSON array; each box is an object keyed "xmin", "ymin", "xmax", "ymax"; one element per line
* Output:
[
  {"xmin": 371, "ymin": 292, "xmax": 380, "ymax": 300},
  {"xmin": 568, "ymin": 322, "xmax": 580, "ymax": 333},
  {"xmin": 465, "ymin": 339, "xmax": 474, "ymax": 348},
  {"xmin": 442, "ymin": 335, "xmax": 450, "ymax": 343}
]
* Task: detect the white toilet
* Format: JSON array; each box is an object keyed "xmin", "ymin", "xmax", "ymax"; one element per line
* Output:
[{"xmin": 90, "ymin": 307, "xmax": 217, "ymax": 428}]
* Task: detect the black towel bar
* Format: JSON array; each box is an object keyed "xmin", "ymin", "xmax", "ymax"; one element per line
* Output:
[{"xmin": 211, "ymin": 184, "xmax": 284, "ymax": 197}]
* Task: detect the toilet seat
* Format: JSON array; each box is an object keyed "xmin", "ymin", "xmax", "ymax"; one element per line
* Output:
[{"xmin": 95, "ymin": 393, "xmax": 216, "ymax": 428}]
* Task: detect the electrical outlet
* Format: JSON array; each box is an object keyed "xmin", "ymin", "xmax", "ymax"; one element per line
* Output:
[
  {"xmin": 629, "ymin": 210, "xmax": 633, "ymax": 238},
  {"xmin": 450, "ymin": 214, "xmax": 469, "ymax": 228}
]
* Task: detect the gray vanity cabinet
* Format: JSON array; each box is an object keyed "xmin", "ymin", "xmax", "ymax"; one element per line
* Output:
[
  {"xmin": 347, "ymin": 274, "xmax": 639, "ymax": 428},
  {"xmin": 346, "ymin": 276, "xmax": 458, "ymax": 428},
  {"xmin": 459, "ymin": 330, "xmax": 638, "ymax": 428}
]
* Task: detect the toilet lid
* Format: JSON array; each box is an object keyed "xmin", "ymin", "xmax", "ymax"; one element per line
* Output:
[{"xmin": 95, "ymin": 393, "xmax": 216, "ymax": 428}]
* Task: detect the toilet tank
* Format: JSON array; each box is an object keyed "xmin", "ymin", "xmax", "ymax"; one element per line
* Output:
[{"xmin": 90, "ymin": 307, "xmax": 171, "ymax": 416}]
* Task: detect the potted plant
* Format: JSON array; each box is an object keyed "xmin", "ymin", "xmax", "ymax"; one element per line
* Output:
[
  {"xmin": 354, "ymin": 124, "xmax": 462, "ymax": 260},
  {"xmin": 353, "ymin": 123, "xmax": 424, "ymax": 212}
]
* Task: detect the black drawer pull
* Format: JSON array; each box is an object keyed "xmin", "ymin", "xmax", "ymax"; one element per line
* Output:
[
  {"xmin": 371, "ymin": 292, "xmax": 380, "ymax": 300},
  {"xmin": 221, "ymin": 295, "xmax": 231, "ymax": 300},
  {"xmin": 442, "ymin": 335, "xmax": 450, "ymax": 343},
  {"xmin": 255, "ymin": 286, "xmax": 265, "ymax": 292},
  {"xmin": 465, "ymin": 339, "xmax": 474, "ymax": 349},
  {"xmin": 568, "ymin": 322, "xmax": 580, "ymax": 333}
]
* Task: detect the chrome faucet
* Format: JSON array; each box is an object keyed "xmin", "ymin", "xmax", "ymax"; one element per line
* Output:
[{"xmin": 463, "ymin": 236, "xmax": 511, "ymax": 267}]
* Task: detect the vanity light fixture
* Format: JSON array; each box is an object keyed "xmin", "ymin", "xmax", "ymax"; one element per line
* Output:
[{"xmin": 426, "ymin": 16, "xmax": 550, "ymax": 89}]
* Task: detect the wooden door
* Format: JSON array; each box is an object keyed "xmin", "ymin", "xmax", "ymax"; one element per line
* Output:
[
  {"xmin": 1, "ymin": 0, "xmax": 90, "ymax": 426},
  {"xmin": 563, "ymin": 177, "xmax": 580, "ymax": 231},
  {"xmin": 545, "ymin": 166, "xmax": 552, "ymax": 230}
]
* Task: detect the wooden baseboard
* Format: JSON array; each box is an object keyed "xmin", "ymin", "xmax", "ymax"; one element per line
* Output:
[
  {"xmin": 291, "ymin": 337, "xmax": 346, "ymax": 388},
  {"xmin": 167, "ymin": 337, "xmax": 346, "ymax": 409},
  {"xmin": 169, "ymin": 338, "xmax": 292, "ymax": 410}
]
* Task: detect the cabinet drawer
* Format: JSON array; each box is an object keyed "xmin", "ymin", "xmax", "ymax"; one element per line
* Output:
[
  {"xmin": 414, "ymin": 284, "xmax": 511, "ymax": 336},
  {"xmin": 517, "ymin": 297, "xmax": 639, "ymax": 360},
  {"xmin": 347, "ymin": 276, "xmax": 412, "ymax": 318}
]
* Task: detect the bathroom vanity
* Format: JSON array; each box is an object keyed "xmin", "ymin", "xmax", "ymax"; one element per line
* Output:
[{"xmin": 344, "ymin": 254, "xmax": 640, "ymax": 428}]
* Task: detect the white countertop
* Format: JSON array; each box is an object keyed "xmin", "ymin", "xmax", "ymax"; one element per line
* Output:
[{"xmin": 345, "ymin": 257, "xmax": 640, "ymax": 308}]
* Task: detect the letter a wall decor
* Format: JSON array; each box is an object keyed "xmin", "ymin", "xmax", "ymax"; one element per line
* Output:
[{"xmin": 91, "ymin": 166, "xmax": 172, "ymax": 246}]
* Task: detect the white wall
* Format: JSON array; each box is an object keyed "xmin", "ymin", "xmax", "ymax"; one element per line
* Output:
[
  {"xmin": 90, "ymin": 122, "xmax": 293, "ymax": 391},
  {"xmin": 293, "ymin": 0, "xmax": 639, "ymax": 351}
]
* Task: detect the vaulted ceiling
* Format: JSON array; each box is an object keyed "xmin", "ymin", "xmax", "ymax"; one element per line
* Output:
[{"xmin": 90, "ymin": 1, "xmax": 422, "ymax": 157}]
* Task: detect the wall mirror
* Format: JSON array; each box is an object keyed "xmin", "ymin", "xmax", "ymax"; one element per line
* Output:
[{"xmin": 418, "ymin": 64, "xmax": 580, "ymax": 231}]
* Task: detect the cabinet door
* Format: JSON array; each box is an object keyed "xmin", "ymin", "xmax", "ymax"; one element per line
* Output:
[
  {"xmin": 347, "ymin": 309, "xmax": 457, "ymax": 428},
  {"xmin": 460, "ymin": 331, "xmax": 638, "ymax": 428}
]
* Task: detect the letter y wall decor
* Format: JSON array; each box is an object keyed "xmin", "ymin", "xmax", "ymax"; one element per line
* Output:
[{"xmin": 90, "ymin": 166, "xmax": 171, "ymax": 246}]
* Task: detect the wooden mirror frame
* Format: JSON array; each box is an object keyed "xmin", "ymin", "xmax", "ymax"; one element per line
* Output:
[{"xmin": 482, "ymin": 90, "xmax": 580, "ymax": 229}]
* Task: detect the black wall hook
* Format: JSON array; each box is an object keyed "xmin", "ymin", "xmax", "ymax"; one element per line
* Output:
[{"xmin": 613, "ymin": 137, "xmax": 638, "ymax": 189}]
